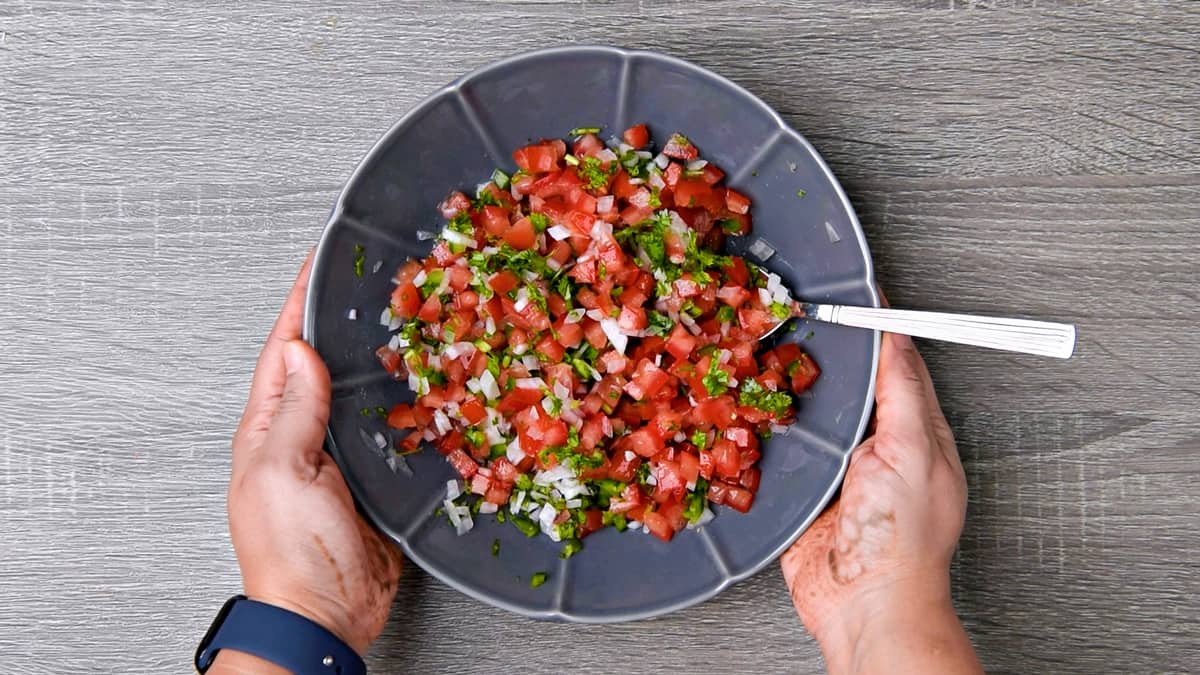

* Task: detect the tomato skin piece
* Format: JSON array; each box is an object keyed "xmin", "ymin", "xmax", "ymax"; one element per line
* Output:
[
  {"xmin": 623, "ymin": 123, "xmax": 650, "ymax": 149},
  {"xmin": 663, "ymin": 134, "xmax": 698, "ymax": 161},
  {"xmin": 739, "ymin": 466, "xmax": 762, "ymax": 493},
  {"xmin": 700, "ymin": 163, "xmax": 725, "ymax": 186}
]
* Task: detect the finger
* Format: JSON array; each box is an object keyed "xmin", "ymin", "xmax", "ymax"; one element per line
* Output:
[
  {"xmin": 234, "ymin": 252, "xmax": 315, "ymax": 462},
  {"xmin": 873, "ymin": 332, "xmax": 940, "ymax": 464},
  {"xmin": 262, "ymin": 340, "xmax": 332, "ymax": 470}
]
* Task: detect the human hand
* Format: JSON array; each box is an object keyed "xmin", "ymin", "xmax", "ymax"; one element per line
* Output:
[
  {"xmin": 780, "ymin": 332, "xmax": 980, "ymax": 674},
  {"xmin": 222, "ymin": 254, "xmax": 402, "ymax": 663}
]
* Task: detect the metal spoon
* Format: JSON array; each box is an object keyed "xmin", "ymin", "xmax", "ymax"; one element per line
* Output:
[{"xmin": 760, "ymin": 301, "xmax": 1076, "ymax": 359}]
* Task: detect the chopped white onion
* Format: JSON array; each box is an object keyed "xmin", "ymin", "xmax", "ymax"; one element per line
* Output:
[
  {"xmin": 547, "ymin": 224, "xmax": 572, "ymax": 241},
  {"xmin": 600, "ymin": 318, "xmax": 628, "ymax": 354},
  {"xmin": 552, "ymin": 382, "xmax": 570, "ymax": 400},
  {"xmin": 596, "ymin": 195, "xmax": 615, "ymax": 213},
  {"xmin": 441, "ymin": 228, "xmax": 475, "ymax": 248},
  {"xmin": 565, "ymin": 499, "xmax": 582, "ymax": 509},
  {"xmin": 522, "ymin": 269, "xmax": 539, "ymax": 282},
  {"xmin": 686, "ymin": 159, "xmax": 708, "ymax": 171},
  {"xmin": 346, "ymin": 308, "xmax": 357, "ymax": 320},
  {"xmin": 673, "ymin": 432, "xmax": 686, "ymax": 442},
  {"xmin": 515, "ymin": 377, "xmax": 546, "ymax": 390},
  {"xmin": 687, "ymin": 507, "xmax": 716, "ymax": 529},
  {"xmin": 416, "ymin": 229, "xmax": 436, "ymax": 241},
  {"xmin": 506, "ymin": 438, "xmax": 525, "ymax": 464},
  {"xmin": 538, "ymin": 503, "xmax": 558, "ymax": 528},
  {"xmin": 585, "ymin": 309, "xmax": 605, "ymax": 321},
  {"xmin": 466, "ymin": 377, "xmax": 482, "ymax": 394},
  {"xmin": 446, "ymin": 479, "xmax": 462, "ymax": 501},
  {"xmin": 749, "ymin": 238, "xmax": 776, "ymax": 261},
  {"xmin": 758, "ymin": 287, "xmax": 774, "ymax": 306},
  {"xmin": 645, "ymin": 473, "xmax": 657, "ymax": 486},
  {"xmin": 522, "ymin": 354, "xmax": 541, "ymax": 371},
  {"xmin": 372, "ymin": 260, "xmax": 383, "ymax": 274},
  {"xmin": 513, "ymin": 287, "xmax": 530, "ymax": 312},
  {"xmin": 433, "ymin": 410, "xmax": 452, "ymax": 435},
  {"xmin": 511, "ymin": 489, "xmax": 527, "ymax": 512},
  {"xmin": 412, "ymin": 270, "xmax": 427, "ymax": 287},
  {"xmin": 596, "ymin": 148, "xmax": 618, "ymax": 163},
  {"xmin": 379, "ymin": 307, "xmax": 394, "ymax": 326},
  {"xmin": 625, "ymin": 450, "xmax": 637, "ymax": 462},
  {"xmin": 387, "ymin": 334, "xmax": 402, "ymax": 351},
  {"xmin": 373, "ymin": 432, "xmax": 387, "ymax": 449},
  {"xmin": 565, "ymin": 308, "xmax": 586, "ymax": 324},
  {"xmin": 479, "ymin": 370, "xmax": 500, "ymax": 400},
  {"xmin": 478, "ymin": 502, "xmax": 498, "ymax": 514},
  {"xmin": 654, "ymin": 153, "xmax": 669, "ymax": 169},
  {"xmin": 628, "ymin": 177, "xmax": 645, "ymax": 185},
  {"xmin": 770, "ymin": 423, "xmax": 792, "ymax": 435},
  {"xmin": 648, "ymin": 171, "xmax": 666, "ymax": 190}
]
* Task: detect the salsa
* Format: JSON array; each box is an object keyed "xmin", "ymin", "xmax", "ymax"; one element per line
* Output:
[{"xmin": 375, "ymin": 125, "xmax": 819, "ymax": 555}]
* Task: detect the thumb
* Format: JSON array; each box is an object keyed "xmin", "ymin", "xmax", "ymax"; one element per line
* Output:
[{"xmin": 263, "ymin": 340, "xmax": 333, "ymax": 464}]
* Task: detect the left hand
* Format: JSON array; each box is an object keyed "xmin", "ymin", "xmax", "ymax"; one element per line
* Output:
[{"xmin": 224, "ymin": 253, "xmax": 402, "ymax": 658}]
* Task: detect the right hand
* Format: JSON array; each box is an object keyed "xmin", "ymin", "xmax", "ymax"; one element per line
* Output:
[{"xmin": 780, "ymin": 332, "xmax": 981, "ymax": 674}]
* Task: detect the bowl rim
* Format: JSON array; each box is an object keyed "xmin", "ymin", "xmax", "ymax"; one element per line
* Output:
[{"xmin": 304, "ymin": 44, "xmax": 880, "ymax": 622}]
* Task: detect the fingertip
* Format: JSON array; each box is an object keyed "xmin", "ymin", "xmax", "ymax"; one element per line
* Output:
[{"xmin": 284, "ymin": 340, "xmax": 305, "ymax": 375}]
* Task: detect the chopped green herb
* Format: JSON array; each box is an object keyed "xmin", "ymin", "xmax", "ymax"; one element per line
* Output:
[
  {"xmin": 738, "ymin": 377, "xmax": 793, "ymax": 417},
  {"xmin": 491, "ymin": 539, "xmax": 500, "ymax": 556},
  {"xmin": 602, "ymin": 511, "xmax": 628, "ymax": 532},
  {"xmin": 648, "ymin": 188, "xmax": 662, "ymax": 208},
  {"xmin": 702, "ymin": 354, "xmax": 731, "ymax": 396},
  {"xmin": 511, "ymin": 513, "xmax": 538, "ymax": 537},
  {"xmin": 495, "ymin": 509, "xmax": 506, "ymax": 524},
  {"xmin": 683, "ymin": 481, "xmax": 709, "ymax": 523},
  {"xmin": 559, "ymin": 538, "xmax": 584, "ymax": 559},
  {"xmin": 529, "ymin": 211, "xmax": 550, "ymax": 233},
  {"xmin": 490, "ymin": 169, "xmax": 510, "ymax": 189},
  {"xmin": 751, "ymin": 170, "xmax": 758, "ymax": 177},
  {"xmin": 353, "ymin": 244, "xmax": 365, "ymax": 278},
  {"xmin": 795, "ymin": 189, "xmax": 806, "ymax": 199},
  {"xmin": 359, "ymin": 407, "xmax": 371, "ymax": 417},
  {"xmin": 568, "ymin": 126, "xmax": 601, "ymax": 136},
  {"xmin": 463, "ymin": 427, "xmax": 486, "ymax": 449},
  {"xmin": 719, "ymin": 218, "xmax": 742, "ymax": 234},
  {"xmin": 577, "ymin": 155, "xmax": 616, "ymax": 191},
  {"xmin": 716, "ymin": 305, "xmax": 735, "ymax": 323},
  {"xmin": 690, "ymin": 429, "xmax": 707, "ymax": 449},
  {"xmin": 645, "ymin": 310, "xmax": 674, "ymax": 337},
  {"xmin": 515, "ymin": 473, "xmax": 533, "ymax": 491},
  {"xmin": 473, "ymin": 189, "xmax": 501, "ymax": 210},
  {"xmin": 804, "ymin": 330, "xmax": 815, "ymax": 340},
  {"xmin": 530, "ymin": 571, "xmax": 548, "ymax": 588}
]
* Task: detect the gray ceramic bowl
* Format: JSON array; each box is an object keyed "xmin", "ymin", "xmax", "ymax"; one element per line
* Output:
[{"xmin": 304, "ymin": 46, "xmax": 879, "ymax": 622}]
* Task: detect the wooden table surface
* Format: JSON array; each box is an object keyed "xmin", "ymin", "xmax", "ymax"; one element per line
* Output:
[{"xmin": 2, "ymin": 2, "xmax": 1197, "ymax": 673}]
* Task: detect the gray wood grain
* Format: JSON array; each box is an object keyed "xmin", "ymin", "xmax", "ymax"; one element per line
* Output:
[{"xmin": 1, "ymin": 1, "xmax": 1198, "ymax": 673}]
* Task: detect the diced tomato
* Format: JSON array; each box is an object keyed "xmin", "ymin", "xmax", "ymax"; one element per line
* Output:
[
  {"xmin": 536, "ymin": 333, "xmax": 565, "ymax": 363},
  {"xmin": 484, "ymin": 483, "xmax": 511, "ymax": 505},
  {"xmin": 390, "ymin": 282, "xmax": 421, "ymax": 319},
  {"xmin": 663, "ymin": 133, "xmax": 698, "ymax": 161},
  {"xmin": 513, "ymin": 142, "xmax": 560, "ymax": 174},
  {"xmin": 385, "ymin": 403, "xmax": 416, "ymax": 429},
  {"xmin": 665, "ymin": 324, "xmax": 696, "ymax": 361},
  {"xmin": 555, "ymin": 320, "xmax": 584, "ymax": 349},
  {"xmin": 438, "ymin": 191, "xmax": 472, "ymax": 219},
  {"xmin": 642, "ymin": 510, "xmax": 674, "ymax": 542},
  {"xmin": 700, "ymin": 163, "xmax": 725, "ymax": 186},
  {"xmin": 583, "ymin": 319, "xmax": 608, "ymax": 350},
  {"xmin": 716, "ymin": 285, "xmax": 751, "ymax": 309},
  {"xmin": 495, "ymin": 387, "xmax": 542, "ymax": 414},
  {"xmin": 491, "ymin": 457, "xmax": 520, "ymax": 484},
  {"xmin": 692, "ymin": 396, "xmax": 737, "ymax": 430},
  {"xmin": 599, "ymin": 349, "xmax": 628, "ymax": 375},
  {"xmin": 623, "ymin": 123, "xmax": 650, "ymax": 149},
  {"xmin": 653, "ymin": 459, "xmax": 687, "ymax": 502},
  {"xmin": 446, "ymin": 449, "xmax": 477, "ymax": 478},
  {"xmin": 579, "ymin": 508, "xmax": 605, "ymax": 538},
  {"xmin": 725, "ymin": 189, "xmax": 751, "ymax": 215},
  {"xmin": 679, "ymin": 452, "xmax": 700, "ymax": 485},
  {"xmin": 739, "ymin": 467, "xmax": 761, "ymax": 493},
  {"xmin": 711, "ymin": 439, "xmax": 740, "ymax": 479},
  {"xmin": 459, "ymin": 397, "xmax": 487, "ymax": 425},
  {"xmin": 488, "ymin": 270, "xmax": 520, "ymax": 295},
  {"xmin": 470, "ymin": 472, "xmax": 491, "ymax": 495},
  {"xmin": 628, "ymin": 428, "xmax": 664, "ymax": 457},
  {"xmin": 417, "ymin": 295, "xmax": 441, "ymax": 322},
  {"xmin": 504, "ymin": 216, "xmax": 536, "ymax": 250},
  {"xmin": 624, "ymin": 361, "xmax": 670, "ymax": 402},
  {"xmin": 724, "ymin": 485, "xmax": 754, "ymax": 513},
  {"xmin": 737, "ymin": 307, "xmax": 775, "ymax": 339},
  {"xmin": 698, "ymin": 450, "xmax": 715, "ymax": 481},
  {"xmin": 572, "ymin": 133, "xmax": 604, "ymax": 157},
  {"xmin": 617, "ymin": 305, "xmax": 647, "ymax": 332},
  {"xmin": 479, "ymin": 205, "xmax": 510, "ymax": 237},
  {"xmin": 789, "ymin": 353, "xmax": 821, "ymax": 394}
]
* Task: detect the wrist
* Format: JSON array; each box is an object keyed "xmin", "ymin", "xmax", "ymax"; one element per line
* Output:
[
  {"xmin": 814, "ymin": 572, "xmax": 955, "ymax": 674},
  {"xmin": 246, "ymin": 593, "xmax": 370, "ymax": 656}
]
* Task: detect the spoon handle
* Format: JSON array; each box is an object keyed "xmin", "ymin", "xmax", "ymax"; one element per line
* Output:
[{"xmin": 804, "ymin": 304, "xmax": 1076, "ymax": 359}]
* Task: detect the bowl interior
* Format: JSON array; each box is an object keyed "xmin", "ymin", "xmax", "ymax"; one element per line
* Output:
[{"xmin": 305, "ymin": 46, "xmax": 878, "ymax": 622}]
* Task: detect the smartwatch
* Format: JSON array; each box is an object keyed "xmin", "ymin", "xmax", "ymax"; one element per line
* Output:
[{"xmin": 195, "ymin": 595, "xmax": 366, "ymax": 675}]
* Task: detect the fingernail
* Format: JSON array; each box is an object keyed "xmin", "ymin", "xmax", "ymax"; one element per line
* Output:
[{"xmin": 283, "ymin": 341, "xmax": 304, "ymax": 375}]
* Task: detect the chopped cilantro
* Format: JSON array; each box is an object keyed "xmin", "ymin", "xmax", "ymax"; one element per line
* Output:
[
  {"xmin": 719, "ymin": 218, "xmax": 742, "ymax": 234},
  {"xmin": 359, "ymin": 407, "xmax": 371, "ymax": 417},
  {"xmin": 738, "ymin": 377, "xmax": 793, "ymax": 417},
  {"xmin": 645, "ymin": 310, "xmax": 674, "ymax": 337},
  {"xmin": 491, "ymin": 539, "xmax": 500, "ymax": 556},
  {"xmin": 448, "ymin": 211, "xmax": 474, "ymax": 235},
  {"xmin": 375, "ymin": 406, "xmax": 388, "ymax": 418},
  {"xmin": 495, "ymin": 509, "xmax": 506, "ymax": 523},
  {"xmin": 569, "ymin": 126, "xmax": 601, "ymax": 136},
  {"xmin": 683, "ymin": 481, "xmax": 709, "ymax": 523},
  {"xmin": 592, "ymin": 479, "xmax": 627, "ymax": 508},
  {"xmin": 702, "ymin": 355, "xmax": 730, "ymax": 396},
  {"xmin": 463, "ymin": 427, "xmax": 486, "ymax": 448},
  {"xmin": 577, "ymin": 155, "xmax": 616, "ymax": 191},
  {"xmin": 796, "ymin": 189, "xmax": 806, "ymax": 199},
  {"xmin": 529, "ymin": 211, "xmax": 550, "ymax": 233},
  {"xmin": 473, "ymin": 189, "xmax": 501, "ymax": 210},
  {"xmin": 530, "ymin": 571, "xmax": 548, "ymax": 588},
  {"xmin": 559, "ymin": 538, "xmax": 583, "ymax": 559},
  {"xmin": 648, "ymin": 188, "xmax": 662, "ymax": 208},
  {"xmin": 690, "ymin": 429, "xmax": 707, "ymax": 449},
  {"xmin": 602, "ymin": 511, "xmax": 628, "ymax": 531}
]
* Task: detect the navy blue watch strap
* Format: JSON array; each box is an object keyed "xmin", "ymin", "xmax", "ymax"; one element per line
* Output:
[{"xmin": 195, "ymin": 595, "xmax": 365, "ymax": 675}]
